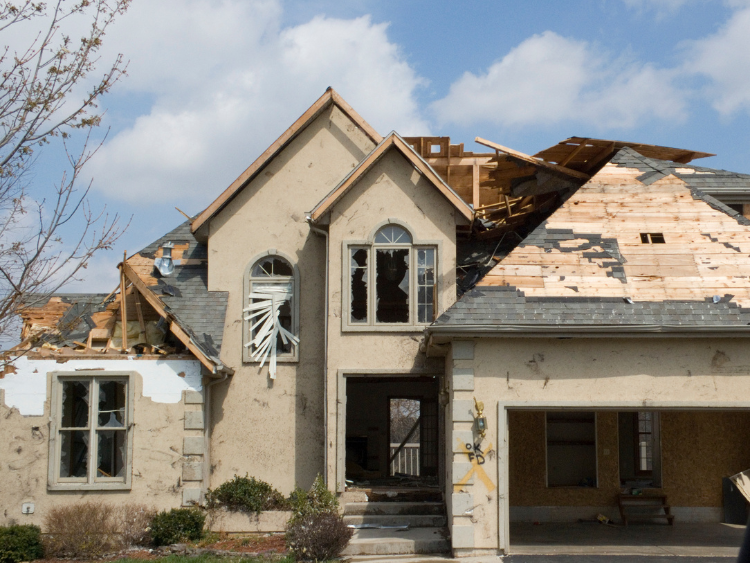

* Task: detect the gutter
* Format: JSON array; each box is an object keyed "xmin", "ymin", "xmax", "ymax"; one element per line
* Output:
[
  {"xmin": 426, "ymin": 323, "xmax": 750, "ymax": 338},
  {"xmin": 306, "ymin": 216, "xmax": 330, "ymax": 487}
]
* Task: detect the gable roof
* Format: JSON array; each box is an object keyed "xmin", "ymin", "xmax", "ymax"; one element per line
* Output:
[
  {"xmin": 191, "ymin": 88, "xmax": 382, "ymax": 234},
  {"xmin": 308, "ymin": 131, "xmax": 474, "ymax": 223},
  {"xmin": 430, "ymin": 147, "xmax": 750, "ymax": 334}
]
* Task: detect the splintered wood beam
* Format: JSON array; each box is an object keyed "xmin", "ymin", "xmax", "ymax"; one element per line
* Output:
[
  {"xmin": 120, "ymin": 251, "xmax": 128, "ymax": 351},
  {"xmin": 476, "ymin": 137, "xmax": 591, "ymax": 181},
  {"xmin": 120, "ymin": 261, "xmax": 217, "ymax": 373},
  {"xmin": 504, "ymin": 195, "xmax": 512, "ymax": 216},
  {"xmin": 134, "ymin": 288, "xmax": 147, "ymax": 341},
  {"xmin": 558, "ymin": 139, "xmax": 589, "ymax": 167},
  {"xmin": 472, "ymin": 159, "xmax": 480, "ymax": 210}
]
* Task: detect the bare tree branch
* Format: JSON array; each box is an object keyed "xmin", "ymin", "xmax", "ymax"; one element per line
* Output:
[{"xmin": 0, "ymin": 0, "xmax": 131, "ymax": 341}]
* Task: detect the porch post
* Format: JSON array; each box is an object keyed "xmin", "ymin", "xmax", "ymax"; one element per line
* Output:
[{"xmin": 497, "ymin": 402, "xmax": 510, "ymax": 554}]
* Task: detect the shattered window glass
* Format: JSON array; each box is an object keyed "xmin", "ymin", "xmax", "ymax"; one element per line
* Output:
[
  {"xmin": 376, "ymin": 248, "xmax": 410, "ymax": 323},
  {"xmin": 252, "ymin": 257, "xmax": 293, "ymax": 277},
  {"xmin": 350, "ymin": 248, "xmax": 368, "ymax": 323},
  {"xmin": 57, "ymin": 377, "xmax": 129, "ymax": 483},
  {"xmin": 417, "ymin": 248, "xmax": 436, "ymax": 323}
]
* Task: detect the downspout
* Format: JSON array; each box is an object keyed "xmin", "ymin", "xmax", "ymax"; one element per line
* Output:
[
  {"xmin": 307, "ymin": 217, "xmax": 330, "ymax": 487},
  {"xmin": 203, "ymin": 370, "xmax": 229, "ymax": 501}
]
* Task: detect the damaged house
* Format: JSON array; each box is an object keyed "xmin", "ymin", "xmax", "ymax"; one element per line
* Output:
[{"xmin": 2, "ymin": 88, "xmax": 750, "ymax": 557}]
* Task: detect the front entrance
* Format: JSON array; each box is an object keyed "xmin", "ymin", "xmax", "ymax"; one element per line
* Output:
[{"xmin": 345, "ymin": 376, "xmax": 440, "ymax": 487}]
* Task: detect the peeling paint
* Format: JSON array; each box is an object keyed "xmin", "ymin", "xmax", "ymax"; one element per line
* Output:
[{"xmin": 0, "ymin": 356, "xmax": 202, "ymax": 415}]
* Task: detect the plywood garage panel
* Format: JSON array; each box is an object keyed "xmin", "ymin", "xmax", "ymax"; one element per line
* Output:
[{"xmin": 509, "ymin": 410, "xmax": 750, "ymax": 509}]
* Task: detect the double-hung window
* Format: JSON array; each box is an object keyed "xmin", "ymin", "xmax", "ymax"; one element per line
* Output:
[
  {"xmin": 49, "ymin": 373, "xmax": 133, "ymax": 490},
  {"xmin": 348, "ymin": 224, "xmax": 437, "ymax": 328}
]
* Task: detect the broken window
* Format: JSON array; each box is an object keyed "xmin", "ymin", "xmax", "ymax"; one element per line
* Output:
[
  {"xmin": 244, "ymin": 253, "xmax": 299, "ymax": 376},
  {"xmin": 54, "ymin": 375, "xmax": 131, "ymax": 488},
  {"xmin": 347, "ymin": 225, "xmax": 437, "ymax": 327}
]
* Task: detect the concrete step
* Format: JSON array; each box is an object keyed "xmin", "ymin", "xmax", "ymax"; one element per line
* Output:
[
  {"xmin": 344, "ymin": 501, "xmax": 445, "ymax": 516},
  {"xmin": 344, "ymin": 514, "xmax": 447, "ymax": 528},
  {"xmin": 342, "ymin": 527, "xmax": 450, "ymax": 556}
]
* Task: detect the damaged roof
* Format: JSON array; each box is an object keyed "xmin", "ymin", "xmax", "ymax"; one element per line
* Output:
[{"xmin": 431, "ymin": 146, "xmax": 750, "ymax": 333}]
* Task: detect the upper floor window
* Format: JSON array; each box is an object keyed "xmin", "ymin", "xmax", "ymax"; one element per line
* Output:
[
  {"xmin": 348, "ymin": 224, "xmax": 437, "ymax": 329},
  {"xmin": 49, "ymin": 373, "xmax": 133, "ymax": 490},
  {"xmin": 243, "ymin": 252, "xmax": 299, "ymax": 375}
]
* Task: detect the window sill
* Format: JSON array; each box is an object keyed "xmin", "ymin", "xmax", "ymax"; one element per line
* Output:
[
  {"xmin": 342, "ymin": 324, "xmax": 430, "ymax": 333},
  {"xmin": 48, "ymin": 482, "xmax": 131, "ymax": 491}
]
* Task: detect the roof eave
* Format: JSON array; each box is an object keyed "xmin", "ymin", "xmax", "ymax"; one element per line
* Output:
[{"xmin": 427, "ymin": 323, "xmax": 750, "ymax": 338}]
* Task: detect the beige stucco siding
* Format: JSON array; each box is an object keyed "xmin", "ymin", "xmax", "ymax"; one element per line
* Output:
[
  {"xmin": 206, "ymin": 104, "xmax": 376, "ymax": 493},
  {"xmin": 0, "ymin": 359, "xmax": 203, "ymax": 528},
  {"xmin": 325, "ymin": 147, "xmax": 462, "ymax": 488}
]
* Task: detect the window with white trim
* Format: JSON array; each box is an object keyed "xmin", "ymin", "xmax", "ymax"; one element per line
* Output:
[
  {"xmin": 49, "ymin": 373, "xmax": 133, "ymax": 490},
  {"xmin": 243, "ymin": 253, "xmax": 299, "ymax": 375},
  {"xmin": 348, "ymin": 225, "xmax": 437, "ymax": 327}
]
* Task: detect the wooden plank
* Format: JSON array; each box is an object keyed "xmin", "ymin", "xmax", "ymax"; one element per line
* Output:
[
  {"xmin": 472, "ymin": 159, "xmax": 480, "ymax": 210},
  {"xmin": 119, "ymin": 252, "xmax": 128, "ymax": 351}
]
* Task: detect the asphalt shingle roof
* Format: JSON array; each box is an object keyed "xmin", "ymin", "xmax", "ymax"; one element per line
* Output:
[{"xmin": 433, "ymin": 286, "xmax": 750, "ymax": 328}]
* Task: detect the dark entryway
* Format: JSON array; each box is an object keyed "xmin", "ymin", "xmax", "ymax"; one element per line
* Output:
[{"xmin": 345, "ymin": 376, "xmax": 440, "ymax": 486}]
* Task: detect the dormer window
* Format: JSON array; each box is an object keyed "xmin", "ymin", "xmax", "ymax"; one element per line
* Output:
[{"xmin": 347, "ymin": 223, "xmax": 438, "ymax": 330}]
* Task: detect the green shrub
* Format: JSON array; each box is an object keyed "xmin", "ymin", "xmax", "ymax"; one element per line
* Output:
[
  {"xmin": 44, "ymin": 502, "xmax": 121, "ymax": 558},
  {"xmin": 0, "ymin": 524, "xmax": 44, "ymax": 563},
  {"xmin": 206, "ymin": 474, "xmax": 287, "ymax": 514},
  {"xmin": 149, "ymin": 508, "xmax": 205, "ymax": 546},
  {"xmin": 287, "ymin": 475, "xmax": 338, "ymax": 524},
  {"xmin": 285, "ymin": 511, "xmax": 352, "ymax": 562}
]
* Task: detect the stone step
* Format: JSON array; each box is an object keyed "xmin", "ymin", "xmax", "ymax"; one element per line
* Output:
[
  {"xmin": 366, "ymin": 490, "xmax": 443, "ymax": 503},
  {"xmin": 341, "ymin": 527, "xmax": 450, "ymax": 556},
  {"xmin": 344, "ymin": 514, "xmax": 447, "ymax": 528},
  {"xmin": 344, "ymin": 501, "xmax": 445, "ymax": 516}
]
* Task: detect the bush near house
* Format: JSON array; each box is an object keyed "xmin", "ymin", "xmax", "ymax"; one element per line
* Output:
[
  {"xmin": 285, "ymin": 512, "xmax": 352, "ymax": 562},
  {"xmin": 285, "ymin": 475, "xmax": 350, "ymax": 562},
  {"xmin": 206, "ymin": 474, "xmax": 288, "ymax": 514},
  {"xmin": 44, "ymin": 502, "xmax": 156, "ymax": 557},
  {"xmin": 150, "ymin": 508, "xmax": 206, "ymax": 546},
  {"xmin": 0, "ymin": 524, "xmax": 44, "ymax": 563},
  {"xmin": 44, "ymin": 502, "xmax": 121, "ymax": 558}
]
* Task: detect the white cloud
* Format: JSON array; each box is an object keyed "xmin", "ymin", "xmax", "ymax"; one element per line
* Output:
[
  {"xmin": 430, "ymin": 31, "xmax": 687, "ymax": 130},
  {"xmin": 87, "ymin": 1, "xmax": 428, "ymax": 207},
  {"xmin": 683, "ymin": 5, "xmax": 750, "ymax": 115},
  {"xmin": 621, "ymin": 0, "xmax": 696, "ymax": 15}
]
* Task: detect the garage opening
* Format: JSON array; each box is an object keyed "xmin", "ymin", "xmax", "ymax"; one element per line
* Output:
[
  {"xmin": 345, "ymin": 377, "xmax": 439, "ymax": 487},
  {"xmin": 507, "ymin": 409, "xmax": 750, "ymax": 554}
]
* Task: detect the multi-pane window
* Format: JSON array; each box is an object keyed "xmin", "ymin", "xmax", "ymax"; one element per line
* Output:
[
  {"xmin": 636, "ymin": 411, "xmax": 653, "ymax": 473},
  {"xmin": 348, "ymin": 225, "xmax": 437, "ymax": 326},
  {"xmin": 52, "ymin": 375, "xmax": 130, "ymax": 488}
]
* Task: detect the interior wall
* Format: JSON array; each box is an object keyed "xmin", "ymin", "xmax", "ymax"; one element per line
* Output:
[
  {"xmin": 509, "ymin": 410, "xmax": 750, "ymax": 510},
  {"xmin": 346, "ymin": 377, "xmax": 438, "ymax": 479}
]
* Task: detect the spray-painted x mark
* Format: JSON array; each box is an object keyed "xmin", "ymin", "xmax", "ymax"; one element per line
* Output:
[{"xmin": 455, "ymin": 439, "xmax": 496, "ymax": 493}]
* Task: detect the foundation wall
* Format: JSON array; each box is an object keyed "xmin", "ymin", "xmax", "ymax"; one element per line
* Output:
[{"xmin": 0, "ymin": 358, "xmax": 204, "ymax": 529}]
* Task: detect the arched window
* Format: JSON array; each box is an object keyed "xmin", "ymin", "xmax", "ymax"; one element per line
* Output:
[
  {"xmin": 243, "ymin": 253, "xmax": 299, "ymax": 375},
  {"xmin": 349, "ymin": 224, "xmax": 436, "ymax": 327}
]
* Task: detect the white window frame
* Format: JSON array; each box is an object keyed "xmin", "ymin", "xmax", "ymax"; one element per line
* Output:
[
  {"xmin": 48, "ymin": 371, "xmax": 134, "ymax": 491},
  {"xmin": 243, "ymin": 250, "xmax": 300, "ymax": 363},
  {"xmin": 343, "ymin": 220, "xmax": 441, "ymax": 332}
]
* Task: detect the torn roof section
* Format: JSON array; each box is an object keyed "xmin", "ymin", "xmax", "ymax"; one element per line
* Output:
[
  {"xmin": 15, "ymin": 221, "xmax": 230, "ymax": 375},
  {"xmin": 431, "ymin": 145, "xmax": 750, "ymax": 333}
]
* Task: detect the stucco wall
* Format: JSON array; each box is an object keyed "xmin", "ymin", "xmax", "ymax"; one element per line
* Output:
[
  {"xmin": 445, "ymin": 337, "xmax": 750, "ymax": 555},
  {"xmin": 0, "ymin": 358, "xmax": 204, "ymax": 529},
  {"xmin": 325, "ymin": 147, "xmax": 461, "ymax": 488},
  {"xmin": 207, "ymin": 104, "xmax": 376, "ymax": 493}
]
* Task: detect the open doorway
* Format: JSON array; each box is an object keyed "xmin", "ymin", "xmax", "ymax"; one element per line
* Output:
[{"xmin": 345, "ymin": 377, "xmax": 439, "ymax": 488}]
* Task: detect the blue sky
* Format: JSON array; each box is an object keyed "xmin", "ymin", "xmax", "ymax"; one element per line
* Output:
[{"xmin": 37, "ymin": 0, "xmax": 750, "ymax": 292}]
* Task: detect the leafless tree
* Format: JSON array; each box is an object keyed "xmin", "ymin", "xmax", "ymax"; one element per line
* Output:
[
  {"xmin": 0, "ymin": 0, "xmax": 130, "ymax": 341},
  {"xmin": 390, "ymin": 398, "xmax": 420, "ymax": 443}
]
